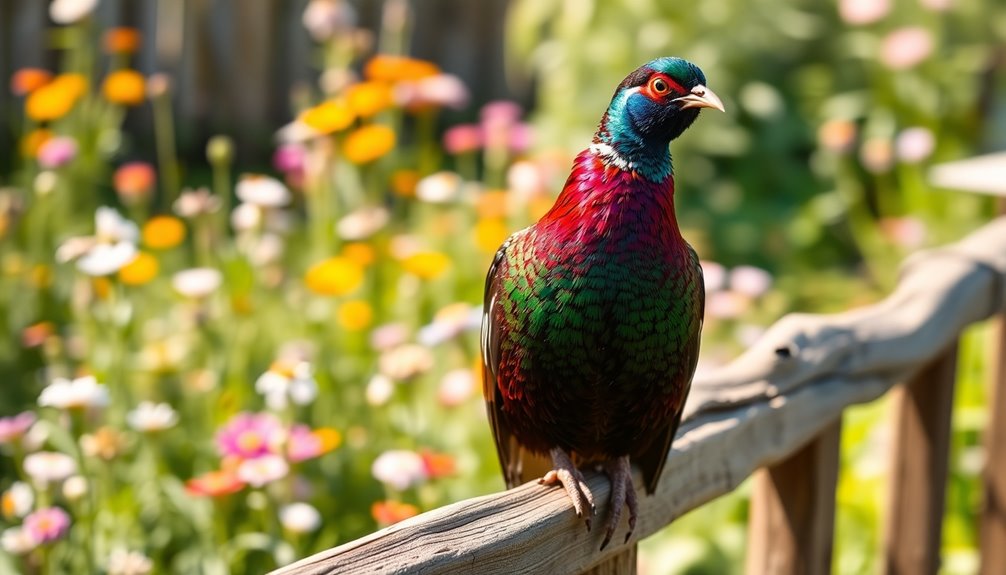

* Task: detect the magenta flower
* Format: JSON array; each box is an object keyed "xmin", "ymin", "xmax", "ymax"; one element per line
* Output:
[
  {"xmin": 23, "ymin": 507, "xmax": 70, "ymax": 544},
  {"xmin": 0, "ymin": 412, "xmax": 36, "ymax": 444},
  {"xmin": 480, "ymin": 100, "xmax": 523, "ymax": 127},
  {"xmin": 272, "ymin": 143, "xmax": 306, "ymax": 175},
  {"xmin": 216, "ymin": 412, "xmax": 285, "ymax": 460}
]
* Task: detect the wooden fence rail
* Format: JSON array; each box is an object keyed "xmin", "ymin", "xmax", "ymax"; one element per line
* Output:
[{"xmin": 272, "ymin": 216, "xmax": 1006, "ymax": 575}]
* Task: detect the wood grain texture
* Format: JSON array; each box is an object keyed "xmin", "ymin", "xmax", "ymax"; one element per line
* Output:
[
  {"xmin": 981, "ymin": 316, "xmax": 1006, "ymax": 575},
  {"xmin": 271, "ymin": 218, "xmax": 1006, "ymax": 575},
  {"xmin": 882, "ymin": 345, "xmax": 959, "ymax": 575},
  {"xmin": 745, "ymin": 420, "xmax": 841, "ymax": 575}
]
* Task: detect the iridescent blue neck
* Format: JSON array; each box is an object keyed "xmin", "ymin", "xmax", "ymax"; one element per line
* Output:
[{"xmin": 593, "ymin": 95, "xmax": 673, "ymax": 183}]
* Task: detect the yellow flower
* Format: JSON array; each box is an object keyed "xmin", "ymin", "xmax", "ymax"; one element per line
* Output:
[
  {"xmin": 401, "ymin": 251, "xmax": 450, "ymax": 280},
  {"xmin": 529, "ymin": 196, "xmax": 555, "ymax": 222},
  {"xmin": 343, "ymin": 125, "xmax": 395, "ymax": 164},
  {"xmin": 342, "ymin": 243, "xmax": 376, "ymax": 267},
  {"xmin": 346, "ymin": 82, "xmax": 394, "ymax": 118},
  {"xmin": 300, "ymin": 99, "xmax": 355, "ymax": 134},
  {"xmin": 10, "ymin": 68, "xmax": 52, "ymax": 96},
  {"xmin": 118, "ymin": 252, "xmax": 159, "ymax": 285},
  {"xmin": 25, "ymin": 74, "xmax": 86, "ymax": 121},
  {"xmin": 338, "ymin": 300, "xmax": 373, "ymax": 332},
  {"xmin": 92, "ymin": 277, "xmax": 112, "ymax": 300},
  {"xmin": 102, "ymin": 27, "xmax": 142, "ymax": 54},
  {"xmin": 20, "ymin": 129, "xmax": 53, "ymax": 158},
  {"xmin": 473, "ymin": 218, "xmax": 510, "ymax": 254},
  {"xmin": 142, "ymin": 216, "xmax": 186, "ymax": 249},
  {"xmin": 102, "ymin": 70, "xmax": 145, "ymax": 105},
  {"xmin": 305, "ymin": 257, "xmax": 364, "ymax": 296},
  {"xmin": 29, "ymin": 265, "xmax": 53, "ymax": 289},
  {"xmin": 364, "ymin": 55, "xmax": 439, "ymax": 83}
]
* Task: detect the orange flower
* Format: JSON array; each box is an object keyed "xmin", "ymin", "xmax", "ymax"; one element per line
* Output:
[
  {"xmin": 92, "ymin": 277, "xmax": 112, "ymax": 300},
  {"xmin": 300, "ymin": 99, "xmax": 355, "ymax": 134},
  {"xmin": 114, "ymin": 162, "xmax": 156, "ymax": 204},
  {"xmin": 338, "ymin": 300, "xmax": 373, "ymax": 331},
  {"xmin": 390, "ymin": 169, "xmax": 420, "ymax": 198},
  {"xmin": 473, "ymin": 218, "xmax": 509, "ymax": 254},
  {"xmin": 364, "ymin": 56, "xmax": 439, "ymax": 83},
  {"xmin": 419, "ymin": 449, "xmax": 456, "ymax": 478},
  {"xmin": 102, "ymin": 70, "xmax": 145, "ymax": 105},
  {"xmin": 371, "ymin": 500, "xmax": 419, "ymax": 526},
  {"xmin": 314, "ymin": 427, "xmax": 342, "ymax": 453},
  {"xmin": 528, "ymin": 196, "xmax": 555, "ymax": 222},
  {"xmin": 103, "ymin": 27, "xmax": 142, "ymax": 54},
  {"xmin": 20, "ymin": 129, "xmax": 53, "ymax": 158},
  {"xmin": 476, "ymin": 191, "xmax": 509, "ymax": 219},
  {"xmin": 142, "ymin": 216, "xmax": 186, "ymax": 249},
  {"xmin": 304, "ymin": 257, "xmax": 364, "ymax": 296},
  {"xmin": 401, "ymin": 251, "xmax": 450, "ymax": 280},
  {"xmin": 10, "ymin": 68, "xmax": 52, "ymax": 96},
  {"xmin": 21, "ymin": 321, "xmax": 55, "ymax": 348},
  {"xmin": 118, "ymin": 252, "xmax": 159, "ymax": 285},
  {"xmin": 346, "ymin": 81, "xmax": 394, "ymax": 118},
  {"xmin": 342, "ymin": 243, "xmax": 376, "ymax": 267},
  {"xmin": 186, "ymin": 470, "xmax": 245, "ymax": 497},
  {"xmin": 343, "ymin": 125, "xmax": 395, "ymax": 164}
]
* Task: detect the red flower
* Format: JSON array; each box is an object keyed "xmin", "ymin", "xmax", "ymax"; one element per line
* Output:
[{"xmin": 185, "ymin": 470, "xmax": 245, "ymax": 497}]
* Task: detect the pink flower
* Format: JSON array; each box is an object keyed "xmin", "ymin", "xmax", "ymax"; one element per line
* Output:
[
  {"xmin": 480, "ymin": 101, "xmax": 522, "ymax": 127},
  {"xmin": 396, "ymin": 74, "xmax": 469, "ymax": 110},
  {"xmin": 729, "ymin": 265, "xmax": 773, "ymax": 298},
  {"xmin": 706, "ymin": 291, "xmax": 750, "ymax": 320},
  {"xmin": 508, "ymin": 123, "xmax": 534, "ymax": 154},
  {"xmin": 700, "ymin": 261, "xmax": 726, "ymax": 292},
  {"xmin": 880, "ymin": 216, "xmax": 928, "ymax": 249},
  {"xmin": 895, "ymin": 127, "xmax": 935, "ymax": 163},
  {"xmin": 371, "ymin": 450, "xmax": 427, "ymax": 490},
  {"xmin": 880, "ymin": 27, "xmax": 934, "ymax": 70},
  {"xmin": 438, "ymin": 369, "xmax": 475, "ymax": 407},
  {"xmin": 272, "ymin": 143, "xmax": 306, "ymax": 175},
  {"xmin": 215, "ymin": 412, "xmax": 285, "ymax": 459},
  {"xmin": 37, "ymin": 136, "xmax": 78, "ymax": 169},
  {"xmin": 286, "ymin": 425, "xmax": 324, "ymax": 463},
  {"xmin": 23, "ymin": 507, "xmax": 70, "ymax": 544},
  {"xmin": 443, "ymin": 124, "xmax": 482, "ymax": 155},
  {"xmin": 838, "ymin": 0, "xmax": 889, "ymax": 25},
  {"xmin": 920, "ymin": 0, "xmax": 954, "ymax": 11},
  {"xmin": 236, "ymin": 454, "xmax": 289, "ymax": 488},
  {"xmin": 0, "ymin": 412, "xmax": 36, "ymax": 444}
]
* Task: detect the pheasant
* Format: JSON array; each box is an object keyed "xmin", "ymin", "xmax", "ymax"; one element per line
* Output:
[{"xmin": 481, "ymin": 57, "xmax": 722, "ymax": 549}]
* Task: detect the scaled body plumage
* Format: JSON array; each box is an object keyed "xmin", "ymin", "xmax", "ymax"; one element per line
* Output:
[{"xmin": 481, "ymin": 57, "xmax": 723, "ymax": 549}]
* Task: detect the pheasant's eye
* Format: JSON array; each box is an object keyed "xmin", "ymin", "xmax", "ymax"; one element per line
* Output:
[{"xmin": 651, "ymin": 78, "xmax": 669, "ymax": 94}]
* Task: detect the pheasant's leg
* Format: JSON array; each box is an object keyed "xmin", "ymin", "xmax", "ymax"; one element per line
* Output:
[
  {"xmin": 539, "ymin": 447, "xmax": 596, "ymax": 530},
  {"xmin": 600, "ymin": 456, "xmax": 638, "ymax": 550}
]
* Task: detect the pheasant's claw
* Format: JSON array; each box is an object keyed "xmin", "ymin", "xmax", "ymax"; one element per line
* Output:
[
  {"xmin": 600, "ymin": 456, "xmax": 638, "ymax": 551},
  {"xmin": 541, "ymin": 448, "xmax": 596, "ymax": 530}
]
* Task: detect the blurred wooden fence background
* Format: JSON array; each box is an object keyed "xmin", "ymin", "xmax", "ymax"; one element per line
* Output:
[{"xmin": 0, "ymin": 0, "xmax": 519, "ymax": 165}]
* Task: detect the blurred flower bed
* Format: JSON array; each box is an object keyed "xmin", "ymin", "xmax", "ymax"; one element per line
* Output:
[{"xmin": 0, "ymin": 0, "xmax": 1003, "ymax": 573}]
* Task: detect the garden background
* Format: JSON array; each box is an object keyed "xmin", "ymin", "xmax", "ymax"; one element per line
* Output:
[{"xmin": 1, "ymin": 0, "xmax": 1005, "ymax": 573}]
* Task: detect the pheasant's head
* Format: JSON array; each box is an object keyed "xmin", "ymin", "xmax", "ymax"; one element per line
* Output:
[{"xmin": 595, "ymin": 57, "xmax": 723, "ymax": 177}]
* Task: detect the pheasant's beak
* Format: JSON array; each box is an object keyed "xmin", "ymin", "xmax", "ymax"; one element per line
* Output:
[{"xmin": 674, "ymin": 85, "xmax": 725, "ymax": 112}]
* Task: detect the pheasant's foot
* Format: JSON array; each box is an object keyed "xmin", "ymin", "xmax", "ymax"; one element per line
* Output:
[
  {"xmin": 599, "ymin": 456, "xmax": 638, "ymax": 550},
  {"xmin": 539, "ymin": 447, "xmax": 596, "ymax": 530}
]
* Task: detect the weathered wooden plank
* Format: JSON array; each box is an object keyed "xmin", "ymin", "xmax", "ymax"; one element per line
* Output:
[
  {"xmin": 271, "ymin": 218, "xmax": 1006, "ymax": 574},
  {"xmin": 882, "ymin": 344, "xmax": 959, "ymax": 575},
  {"xmin": 745, "ymin": 419, "xmax": 841, "ymax": 575},
  {"xmin": 980, "ymin": 313, "xmax": 1006, "ymax": 575}
]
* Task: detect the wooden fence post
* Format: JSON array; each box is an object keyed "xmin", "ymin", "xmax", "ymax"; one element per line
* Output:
[
  {"xmin": 882, "ymin": 343, "xmax": 959, "ymax": 575},
  {"xmin": 745, "ymin": 420, "xmax": 841, "ymax": 575},
  {"xmin": 980, "ymin": 312, "xmax": 1006, "ymax": 574},
  {"xmin": 584, "ymin": 546, "xmax": 636, "ymax": 575}
]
